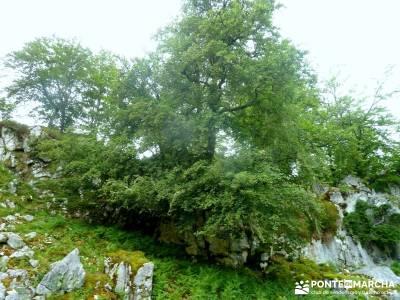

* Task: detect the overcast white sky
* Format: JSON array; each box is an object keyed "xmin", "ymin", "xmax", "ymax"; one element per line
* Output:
[{"xmin": 0, "ymin": 0, "xmax": 399, "ymax": 123}]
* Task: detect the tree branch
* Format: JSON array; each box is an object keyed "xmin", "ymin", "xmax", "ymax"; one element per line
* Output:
[{"xmin": 219, "ymin": 98, "xmax": 258, "ymax": 114}]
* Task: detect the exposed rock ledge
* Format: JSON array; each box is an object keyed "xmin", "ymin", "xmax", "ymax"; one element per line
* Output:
[{"xmin": 304, "ymin": 175, "xmax": 400, "ymax": 284}]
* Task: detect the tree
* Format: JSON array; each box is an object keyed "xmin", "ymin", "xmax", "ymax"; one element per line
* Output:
[
  {"xmin": 126, "ymin": 0, "xmax": 317, "ymax": 171},
  {"xmin": 5, "ymin": 37, "xmax": 93, "ymax": 132},
  {"xmin": 0, "ymin": 97, "xmax": 15, "ymax": 120},
  {"xmin": 304, "ymin": 77, "xmax": 399, "ymax": 183},
  {"xmin": 81, "ymin": 51, "xmax": 123, "ymax": 134}
]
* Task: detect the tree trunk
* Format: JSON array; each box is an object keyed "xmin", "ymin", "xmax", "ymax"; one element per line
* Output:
[{"xmin": 205, "ymin": 117, "xmax": 217, "ymax": 161}]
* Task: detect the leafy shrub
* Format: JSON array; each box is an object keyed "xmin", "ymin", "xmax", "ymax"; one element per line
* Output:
[
  {"xmin": 0, "ymin": 120, "xmax": 29, "ymax": 137},
  {"xmin": 318, "ymin": 201, "xmax": 339, "ymax": 235},
  {"xmin": 391, "ymin": 261, "xmax": 400, "ymax": 276},
  {"xmin": 344, "ymin": 200, "xmax": 400, "ymax": 252},
  {"xmin": 35, "ymin": 133, "xmax": 140, "ymax": 197},
  {"xmin": 267, "ymin": 256, "xmax": 333, "ymax": 283},
  {"xmin": 0, "ymin": 163, "xmax": 14, "ymax": 192},
  {"xmin": 37, "ymin": 134, "xmax": 335, "ymax": 257}
]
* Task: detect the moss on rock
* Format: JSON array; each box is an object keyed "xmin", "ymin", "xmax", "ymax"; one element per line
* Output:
[{"xmin": 108, "ymin": 250, "xmax": 148, "ymax": 275}]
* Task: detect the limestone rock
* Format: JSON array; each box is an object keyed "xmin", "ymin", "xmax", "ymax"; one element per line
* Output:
[
  {"xmin": 36, "ymin": 248, "xmax": 85, "ymax": 295},
  {"xmin": 9, "ymin": 280, "xmax": 35, "ymax": 300},
  {"xmin": 10, "ymin": 246, "xmax": 34, "ymax": 260},
  {"xmin": 5, "ymin": 200, "xmax": 16, "ymax": 209},
  {"xmin": 24, "ymin": 232, "xmax": 37, "ymax": 241},
  {"xmin": 207, "ymin": 237, "xmax": 230, "ymax": 256},
  {"xmin": 7, "ymin": 233, "xmax": 25, "ymax": 249},
  {"xmin": 0, "ymin": 282, "xmax": 5, "ymax": 299},
  {"xmin": 1, "ymin": 127, "xmax": 21, "ymax": 152},
  {"xmin": 0, "ymin": 273, "xmax": 8, "ymax": 281},
  {"xmin": 22, "ymin": 215, "xmax": 34, "ymax": 222},
  {"xmin": 312, "ymin": 183, "xmax": 329, "ymax": 195},
  {"xmin": 5, "ymin": 290, "xmax": 19, "ymax": 300},
  {"xmin": 115, "ymin": 262, "xmax": 132, "ymax": 298},
  {"xmin": 0, "ymin": 256, "xmax": 9, "ymax": 272},
  {"xmin": 29, "ymin": 259, "xmax": 39, "ymax": 268},
  {"xmin": 357, "ymin": 265, "xmax": 400, "ymax": 284},
  {"xmin": 7, "ymin": 269, "xmax": 28, "ymax": 280},
  {"xmin": 133, "ymin": 262, "xmax": 154, "ymax": 300},
  {"xmin": 4, "ymin": 216, "xmax": 16, "ymax": 223}
]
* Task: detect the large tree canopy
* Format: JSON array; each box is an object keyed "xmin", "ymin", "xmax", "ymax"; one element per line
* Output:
[
  {"xmin": 114, "ymin": 0, "xmax": 318, "ymax": 173},
  {"xmin": 2, "ymin": 0, "xmax": 400, "ymax": 264},
  {"xmin": 5, "ymin": 37, "xmax": 120, "ymax": 132}
]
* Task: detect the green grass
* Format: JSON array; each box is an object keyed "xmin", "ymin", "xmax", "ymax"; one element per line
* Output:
[
  {"xmin": 12, "ymin": 201, "xmax": 276, "ymax": 299},
  {"xmin": 0, "ymin": 168, "xmax": 370, "ymax": 300},
  {"xmin": 392, "ymin": 261, "xmax": 400, "ymax": 276},
  {"xmin": 0, "ymin": 194, "xmax": 362, "ymax": 300}
]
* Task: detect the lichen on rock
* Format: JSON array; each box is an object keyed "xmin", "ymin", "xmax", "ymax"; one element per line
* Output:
[{"xmin": 36, "ymin": 248, "xmax": 85, "ymax": 295}]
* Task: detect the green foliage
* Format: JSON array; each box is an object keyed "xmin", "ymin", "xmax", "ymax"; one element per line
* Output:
[
  {"xmin": 35, "ymin": 133, "xmax": 139, "ymax": 200},
  {"xmin": 0, "ymin": 120, "xmax": 30, "ymax": 136},
  {"xmin": 35, "ymin": 130, "xmax": 336, "ymax": 251},
  {"xmin": 2, "ymin": 0, "xmax": 399, "ymax": 278},
  {"xmin": 344, "ymin": 200, "xmax": 400, "ymax": 251},
  {"xmin": 267, "ymin": 256, "xmax": 333, "ymax": 283},
  {"xmin": 5, "ymin": 37, "xmax": 121, "ymax": 132},
  {"xmin": 0, "ymin": 163, "xmax": 14, "ymax": 192},
  {"xmin": 0, "ymin": 97, "xmax": 15, "ymax": 120},
  {"xmin": 169, "ymin": 158, "xmax": 313, "ymax": 244},
  {"xmin": 5, "ymin": 37, "xmax": 92, "ymax": 131},
  {"xmin": 306, "ymin": 77, "xmax": 399, "ymax": 184},
  {"xmin": 370, "ymin": 147, "xmax": 400, "ymax": 192},
  {"xmin": 318, "ymin": 200, "xmax": 339, "ymax": 235},
  {"xmin": 4, "ymin": 1, "xmax": 399, "ymax": 186},
  {"xmin": 391, "ymin": 261, "xmax": 400, "ymax": 276}
]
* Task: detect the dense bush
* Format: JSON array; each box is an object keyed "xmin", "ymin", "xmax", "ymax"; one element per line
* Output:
[
  {"xmin": 0, "ymin": 163, "xmax": 14, "ymax": 192},
  {"xmin": 391, "ymin": 261, "xmax": 400, "ymax": 276},
  {"xmin": 344, "ymin": 200, "xmax": 400, "ymax": 252},
  {"xmin": 37, "ymin": 134, "xmax": 334, "ymax": 253},
  {"xmin": 103, "ymin": 155, "xmax": 323, "ymax": 245},
  {"xmin": 4, "ymin": 0, "xmax": 399, "ymax": 273}
]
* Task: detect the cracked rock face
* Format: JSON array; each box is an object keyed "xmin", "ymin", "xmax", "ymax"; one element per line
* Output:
[
  {"xmin": 104, "ymin": 255, "xmax": 155, "ymax": 300},
  {"xmin": 36, "ymin": 248, "xmax": 85, "ymax": 295},
  {"xmin": 303, "ymin": 177, "xmax": 400, "ymax": 285},
  {"xmin": 133, "ymin": 262, "xmax": 154, "ymax": 300},
  {"xmin": 115, "ymin": 262, "xmax": 132, "ymax": 298},
  {"xmin": 0, "ymin": 124, "xmax": 55, "ymax": 184}
]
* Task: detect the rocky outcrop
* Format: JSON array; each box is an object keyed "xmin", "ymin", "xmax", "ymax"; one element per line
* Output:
[
  {"xmin": 104, "ymin": 251, "xmax": 154, "ymax": 300},
  {"xmin": 0, "ymin": 123, "xmax": 156, "ymax": 299},
  {"xmin": 0, "ymin": 123, "xmax": 56, "ymax": 189},
  {"xmin": 133, "ymin": 262, "xmax": 154, "ymax": 300},
  {"xmin": 303, "ymin": 231, "xmax": 373, "ymax": 268},
  {"xmin": 7, "ymin": 233, "xmax": 25, "ymax": 250},
  {"xmin": 114, "ymin": 262, "xmax": 132, "ymax": 297},
  {"xmin": 159, "ymin": 222, "xmax": 255, "ymax": 268},
  {"xmin": 303, "ymin": 176, "xmax": 400, "ymax": 284},
  {"xmin": 36, "ymin": 248, "xmax": 86, "ymax": 295}
]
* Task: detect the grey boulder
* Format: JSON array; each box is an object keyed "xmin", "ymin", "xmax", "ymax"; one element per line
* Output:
[
  {"xmin": 10, "ymin": 246, "xmax": 34, "ymax": 260},
  {"xmin": 133, "ymin": 262, "xmax": 154, "ymax": 300},
  {"xmin": 7, "ymin": 233, "xmax": 25, "ymax": 249},
  {"xmin": 115, "ymin": 262, "xmax": 132, "ymax": 298},
  {"xmin": 36, "ymin": 248, "xmax": 85, "ymax": 295}
]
